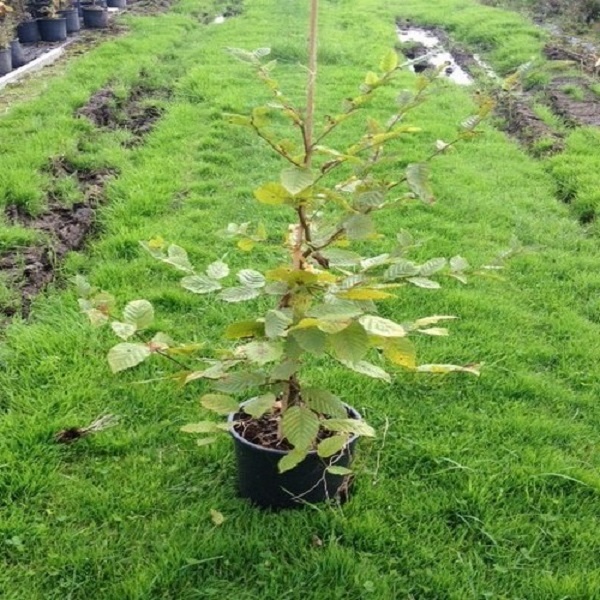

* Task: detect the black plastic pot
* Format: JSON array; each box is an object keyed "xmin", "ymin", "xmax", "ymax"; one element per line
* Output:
[
  {"xmin": 10, "ymin": 40, "xmax": 26, "ymax": 69},
  {"xmin": 228, "ymin": 405, "xmax": 360, "ymax": 509},
  {"xmin": 37, "ymin": 17, "xmax": 68, "ymax": 42},
  {"xmin": 58, "ymin": 8, "xmax": 81, "ymax": 32},
  {"xmin": 106, "ymin": 0, "xmax": 126, "ymax": 7},
  {"xmin": 82, "ymin": 6, "xmax": 108, "ymax": 28},
  {"xmin": 17, "ymin": 20, "xmax": 41, "ymax": 43},
  {"xmin": 0, "ymin": 48, "xmax": 12, "ymax": 77}
]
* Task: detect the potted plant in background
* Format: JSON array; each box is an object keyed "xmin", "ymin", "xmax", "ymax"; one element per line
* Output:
[
  {"xmin": 0, "ymin": 1, "xmax": 14, "ymax": 75},
  {"xmin": 37, "ymin": 0, "xmax": 67, "ymax": 41},
  {"xmin": 77, "ymin": 0, "xmax": 491, "ymax": 509},
  {"xmin": 81, "ymin": 0, "xmax": 107, "ymax": 28},
  {"xmin": 57, "ymin": 0, "xmax": 79, "ymax": 33},
  {"xmin": 106, "ymin": 0, "xmax": 125, "ymax": 10},
  {"xmin": 13, "ymin": 0, "xmax": 40, "ymax": 44}
]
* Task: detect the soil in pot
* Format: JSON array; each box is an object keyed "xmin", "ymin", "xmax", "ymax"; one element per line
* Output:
[
  {"xmin": 58, "ymin": 8, "xmax": 81, "ymax": 33},
  {"xmin": 37, "ymin": 17, "xmax": 68, "ymax": 42},
  {"xmin": 0, "ymin": 48, "xmax": 12, "ymax": 77},
  {"xmin": 17, "ymin": 20, "xmax": 41, "ymax": 44},
  {"xmin": 82, "ymin": 6, "xmax": 108, "ymax": 28},
  {"xmin": 229, "ymin": 405, "xmax": 360, "ymax": 509},
  {"xmin": 10, "ymin": 40, "xmax": 26, "ymax": 69}
]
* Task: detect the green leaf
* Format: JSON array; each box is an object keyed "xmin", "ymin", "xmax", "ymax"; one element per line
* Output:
[
  {"xmin": 416, "ymin": 363, "xmax": 480, "ymax": 376},
  {"xmin": 72, "ymin": 274, "xmax": 92, "ymax": 298},
  {"xmin": 123, "ymin": 299, "xmax": 154, "ymax": 329},
  {"xmin": 417, "ymin": 327, "xmax": 449, "ymax": 336},
  {"xmin": 181, "ymin": 421, "xmax": 222, "ymax": 434},
  {"xmin": 339, "ymin": 359, "xmax": 391, "ymax": 382},
  {"xmin": 270, "ymin": 359, "xmax": 299, "ymax": 380},
  {"xmin": 317, "ymin": 435, "xmax": 350, "ymax": 458},
  {"xmin": 242, "ymin": 393, "xmax": 277, "ymax": 418},
  {"xmin": 210, "ymin": 509, "xmax": 225, "ymax": 526},
  {"xmin": 329, "ymin": 321, "xmax": 369, "ymax": 363},
  {"xmin": 406, "ymin": 163, "xmax": 435, "ymax": 204},
  {"xmin": 320, "ymin": 248, "xmax": 362, "ymax": 267},
  {"xmin": 303, "ymin": 388, "xmax": 347, "ymax": 419},
  {"xmin": 381, "ymin": 337, "xmax": 417, "ymax": 368},
  {"xmin": 237, "ymin": 269, "xmax": 266, "ymax": 288},
  {"xmin": 307, "ymin": 301, "xmax": 363, "ymax": 321},
  {"xmin": 384, "ymin": 259, "xmax": 420, "ymax": 280},
  {"xmin": 359, "ymin": 315, "xmax": 406, "ymax": 337},
  {"xmin": 282, "ymin": 406, "xmax": 319, "ymax": 449},
  {"xmin": 207, "ymin": 260, "xmax": 230, "ymax": 280},
  {"xmin": 218, "ymin": 287, "xmax": 261, "ymax": 303},
  {"xmin": 290, "ymin": 328, "xmax": 327, "ymax": 355},
  {"xmin": 265, "ymin": 310, "xmax": 292, "ymax": 339},
  {"xmin": 107, "ymin": 343, "xmax": 151, "ymax": 373},
  {"xmin": 278, "ymin": 447, "xmax": 309, "ymax": 473},
  {"xmin": 181, "ymin": 275, "xmax": 222, "ymax": 294},
  {"xmin": 360, "ymin": 253, "xmax": 390, "ymax": 271},
  {"xmin": 413, "ymin": 315, "xmax": 457, "ymax": 327},
  {"xmin": 201, "ymin": 394, "xmax": 240, "ymax": 415},
  {"xmin": 196, "ymin": 437, "xmax": 218, "ymax": 447},
  {"xmin": 322, "ymin": 418, "xmax": 376, "ymax": 437},
  {"xmin": 111, "ymin": 321, "xmax": 137, "ymax": 341},
  {"xmin": 326, "ymin": 465, "xmax": 353, "ymax": 476},
  {"xmin": 450, "ymin": 255, "xmax": 470, "ymax": 272},
  {"xmin": 237, "ymin": 341, "xmax": 283, "ymax": 365},
  {"xmin": 380, "ymin": 48, "xmax": 399, "ymax": 72},
  {"xmin": 344, "ymin": 213, "xmax": 375, "ymax": 240},
  {"xmin": 164, "ymin": 244, "xmax": 194, "ymax": 273},
  {"xmin": 254, "ymin": 182, "xmax": 289, "ymax": 205},
  {"xmin": 419, "ymin": 258, "xmax": 447, "ymax": 277},
  {"xmin": 406, "ymin": 277, "xmax": 441, "ymax": 289},
  {"xmin": 213, "ymin": 371, "xmax": 266, "ymax": 393},
  {"xmin": 225, "ymin": 320, "xmax": 264, "ymax": 339},
  {"xmin": 280, "ymin": 166, "xmax": 314, "ymax": 196}
]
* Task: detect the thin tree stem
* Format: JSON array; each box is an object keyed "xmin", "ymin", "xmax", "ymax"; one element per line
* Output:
[{"xmin": 304, "ymin": 0, "xmax": 318, "ymax": 167}]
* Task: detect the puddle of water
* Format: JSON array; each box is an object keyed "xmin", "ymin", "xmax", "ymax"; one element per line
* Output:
[
  {"xmin": 473, "ymin": 53, "xmax": 500, "ymax": 81},
  {"xmin": 397, "ymin": 26, "xmax": 473, "ymax": 85}
]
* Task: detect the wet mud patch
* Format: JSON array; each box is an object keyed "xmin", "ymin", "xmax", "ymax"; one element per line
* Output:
[
  {"xmin": 1, "ymin": 158, "xmax": 116, "ymax": 318},
  {"xmin": 544, "ymin": 43, "xmax": 600, "ymax": 77},
  {"xmin": 126, "ymin": 0, "xmax": 174, "ymax": 15},
  {"xmin": 77, "ymin": 81, "xmax": 169, "ymax": 146},
  {"xmin": 546, "ymin": 76, "xmax": 600, "ymax": 127}
]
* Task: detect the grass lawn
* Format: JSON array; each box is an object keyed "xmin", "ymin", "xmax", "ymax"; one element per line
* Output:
[{"xmin": 1, "ymin": 0, "xmax": 600, "ymax": 598}]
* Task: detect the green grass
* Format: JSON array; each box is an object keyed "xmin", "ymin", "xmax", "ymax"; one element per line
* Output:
[{"xmin": 2, "ymin": 0, "xmax": 600, "ymax": 598}]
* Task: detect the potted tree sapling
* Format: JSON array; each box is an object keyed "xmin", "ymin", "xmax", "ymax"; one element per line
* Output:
[
  {"xmin": 0, "ymin": 1, "xmax": 14, "ymax": 75},
  {"xmin": 57, "ymin": 0, "xmax": 80, "ymax": 33},
  {"xmin": 37, "ymin": 0, "xmax": 67, "ymax": 41},
  {"xmin": 13, "ymin": 0, "xmax": 40, "ymax": 44},
  {"xmin": 81, "ymin": 0, "xmax": 107, "ymax": 28},
  {"xmin": 76, "ymin": 0, "xmax": 492, "ymax": 508}
]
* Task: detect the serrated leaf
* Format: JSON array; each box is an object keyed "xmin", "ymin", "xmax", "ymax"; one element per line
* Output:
[
  {"xmin": 254, "ymin": 182, "xmax": 289, "ymax": 205},
  {"xmin": 384, "ymin": 260, "xmax": 420, "ymax": 279},
  {"xmin": 329, "ymin": 321, "xmax": 369, "ymax": 363},
  {"xmin": 326, "ymin": 465, "xmax": 353, "ymax": 476},
  {"xmin": 213, "ymin": 371, "xmax": 266, "ymax": 393},
  {"xmin": 337, "ymin": 288, "xmax": 394, "ymax": 300},
  {"xmin": 207, "ymin": 260, "xmax": 229, "ymax": 280},
  {"xmin": 181, "ymin": 421, "xmax": 222, "ymax": 434},
  {"xmin": 417, "ymin": 327, "xmax": 449, "ymax": 336},
  {"xmin": 282, "ymin": 406, "xmax": 319, "ymax": 449},
  {"xmin": 406, "ymin": 277, "xmax": 441, "ymax": 289},
  {"xmin": 201, "ymin": 394, "xmax": 239, "ymax": 415},
  {"xmin": 85, "ymin": 308, "xmax": 110, "ymax": 327},
  {"xmin": 322, "ymin": 418, "xmax": 376, "ymax": 437},
  {"xmin": 318, "ymin": 435, "xmax": 350, "ymax": 458},
  {"xmin": 280, "ymin": 166, "xmax": 314, "ymax": 195},
  {"xmin": 381, "ymin": 337, "xmax": 417, "ymax": 368},
  {"xmin": 107, "ymin": 343, "xmax": 151, "ymax": 373},
  {"xmin": 225, "ymin": 320, "xmax": 264, "ymax": 339},
  {"xmin": 359, "ymin": 315, "xmax": 406, "ymax": 337},
  {"xmin": 210, "ymin": 509, "xmax": 225, "ymax": 526},
  {"xmin": 237, "ymin": 341, "xmax": 283, "ymax": 365},
  {"xmin": 413, "ymin": 315, "xmax": 457, "ymax": 327},
  {"xmin": 265, "ymin": 310, "xmax": 292, "ymax": 339},
  {"xmin": 344, "ymin": 213, "xmax": 375, "ymax": 240},
  {"xmin": 416, "ymin": 363, "xmax": 480, "ymax": 376},
  {"xmin": 290, "ymin": 328, "xmax": 327, "ymax": 355},
  {"xmin": 303, "ymin": 388, "xmax": 347, "ymax": 418},
  {"xmin": 360, "ymin": 253, "xmax": 390, "ymax": 271},
  {"xmin": 450, "ymin": 255, "xmax": 470, "ymax": 272},
  {"xmin": 270, "ymin": 359, "xmax": 299, "ymax": 380},
  {"xmin": 218, "ymin": 287, "xmax": 261, "ymax": 303},
  {"xmin": 339, "ymin": 359, "xmax": 392, "ymax": 382},
  {"xmin": 419, "ymin": 258, "xmax": 447, "ymax": 276},
  {"xmin": 237, "ymin": 238, "xmax": 255, "ymax": 252},
  {"xmin": 123, "ymin": 299, "xmax": 154, "ymax": 329},
  {"xmin": 237, "ymin": 269, "xmax": 266, "ymax": 288},
  {"xmin": 72, "ymin": 274, "xmax": 92, "ymax": 298},
  {"xmin": 380, "ymin": 48, "xmax": 399, "ymax": 72},
  {"xmin": 181, "ymin": 275, "xmax": 222, "ymax": 294},
  {"xmin": 111, "ymin": 321, "xmax": 137, "ymax": 340},
  {"xmin": 406, "ymin": 163, "xmax": 434, "ymax": 204},
  {"xmin": 164, "ymin": 244, "xmax": 194, "ymax": 273},
  {"xmin": 320, "ymin": 248, "xmax": 362, "ymax": 267},
  {"xmin": 242, "ymin": 393, "xmax": 276, "ymax": 418},
  {"xmin": 307, "ymin": 301, "xmax": 363, "ymax": 321},
  {"xmin": 278, "ymin": 447, "xmax": 309, "ymax": 473}
]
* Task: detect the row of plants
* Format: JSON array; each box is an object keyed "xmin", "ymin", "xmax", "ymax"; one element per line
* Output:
[{"xmin": 0, "ymin": 0, "xmax": 123, "ymax": 77}]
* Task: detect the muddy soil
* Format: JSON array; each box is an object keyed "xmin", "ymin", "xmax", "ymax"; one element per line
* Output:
[
  {"xmin": 77, "ymin": 82, "xmax": 168, "ymax": 145},
  {"xmin": 546, "ymin": 76, "xmax": 600, "ymax": 126},
  {"xmin": 1, "ymin": 158, "xmax": 116, "ymax": 317}
]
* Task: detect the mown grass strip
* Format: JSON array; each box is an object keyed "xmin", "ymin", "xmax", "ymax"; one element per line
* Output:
[{"xmin": 1, "ymin": 0, "xmax": 600, "ymax": 598}]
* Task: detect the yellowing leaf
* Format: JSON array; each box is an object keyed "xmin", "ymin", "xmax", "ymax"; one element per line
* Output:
[
  {"xmin": 237, "ymin": 238, "xmax": 255, "ymax": 252},
  {"xmin": 210, "ymin": 509, "xmax": 226, "ymax": 526},
  {"xmin": 380, "ymin": 48, "xmax": 399, "ymax": 73},
  {"xmin": 317, "ymin": 434, "xmax": 350, "ymax": 458},
  {"xmin": 337, "ymin": 288, "xmax": 394, "ymax": 300},
  {"xmin": 254, "ymin": 182, "xmax": 289, "ymax": 205}
]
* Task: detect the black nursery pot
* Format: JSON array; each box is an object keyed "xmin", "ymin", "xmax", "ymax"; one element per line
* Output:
[
  {"xmin": 0, "ymin": 48, "xmax": 12, "ymax": 77},
  {"xmin": 37, "ymin": 17, "xmax": 68, "ymax": 42},
  {"xmin": 58, "ymin": 8, "xmax": 81, "ymax": 32},
  {"xmin": 228, "ymin": 405, "xmax": 360, "ymax": 509},
  {"xmin": 106, "ymin": 0, "xmax": 126, "ymax": 8},
  {"xmin": 82, "ymin": 6, "xmax": 108, "ymax": 28},
  {"xmin": 10, "ymin": 40, "xmax": 26, "ymax": 69},
  {"xmin": 17, "ymin": 20, "xmax": 41, "ymax": 43}
]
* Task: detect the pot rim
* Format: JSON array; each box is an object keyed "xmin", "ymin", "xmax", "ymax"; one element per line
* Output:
[{"xmin": 227, "ymin": 402, "xmax": 361, "ymax": 457}]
